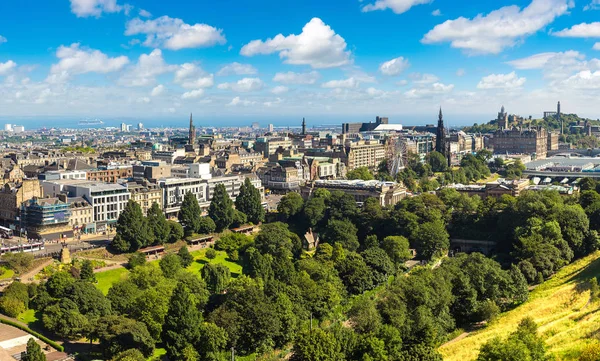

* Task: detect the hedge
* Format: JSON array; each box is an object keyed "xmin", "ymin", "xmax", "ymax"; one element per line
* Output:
[{"xmin": 0, "ymin": 317, "xmax": 64, "ymax": 352}]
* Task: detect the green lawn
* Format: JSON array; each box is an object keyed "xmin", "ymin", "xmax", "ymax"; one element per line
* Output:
[
  {"xmin": 94, "ymin": 249, "xmax": 242, "ymax": 294},
  {"xmin": 187, "ymin": 249, "xmax": 242, "ymax": 275},
  {"xmin": 0, "ymin": 269, "xmax": 14, "ymax": 280},
  {"xmin": 95, "ymin": 267, "xmax": 129, "ymax": 295},
  {"xmin": 17, "ymin": 309, "xmax": 38, "ymax": 325}
]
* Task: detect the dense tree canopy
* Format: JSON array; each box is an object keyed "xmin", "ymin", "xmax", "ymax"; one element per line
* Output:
[
  {"xmin": 209, "ymin": 183, "xmax": 235, "ymax": 232},
  {"xmin": 235, "ymin": 177, "xmax": 265, "ymax": 224}
]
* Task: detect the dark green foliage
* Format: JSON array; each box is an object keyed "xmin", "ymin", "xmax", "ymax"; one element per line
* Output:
[
  {"xmin": 94, "ymin": 315, "xmax": 154, "ymax": 359},
  {"xmin": 22, "ymin": 338, "xmax": 45, "ymax": 361},
  {"xmin": 179, "ymin": 192, "xmax": 202, "ymax": 235},
  {"xmin": 110, "ymin": 349, "xmax": 145, "ymax": 361},
  {"xmin": 361, "ymin": 246, "xmax": 395, "ymax": 285},
  {"xmin": 291, "ymin": 328, "xmax": 342, "ymax": 361},
  {"xmin": 42, "ymin": 298, "xmax": 89, "ymax": 339},
  {"xmin": 382, "ymin": 235, "xmax": 412, "ymax": 265},
  {"xmin": 303, "ymin": 195, "xmax": 327, "ymax": 228},
  {"xmin": 231, "ymin": 209, "xmax": 248, "ymax": 228},
  {"xmin": 147, "ymin": 202, "xmax": 169, "ymax": 244},
  {"xmin": 348, "ymin": 297, "xmax": 382, "ymax": 334},
  {"xmin": 322, "ymin": 218, "xmax": 359, "ymax": 251},
  {"xmin": 128, "ymin": 252, "xmax": 146, "ymax": 269},
  {"xmin": 205, "ymin": 248, "xmax": 217, "ymax": 260},
  {"xmin": 107, "ymin": 280, "xmax": 141, "ymax": 315},
  {"xmin": 162, "ymin": 283, "xmax": 202, "ymax": 360},
  {"xmin": 590, "ymin": 277, "xmax": 599, "ymax": 302},
  {"xmin": 336, "ymin": 252, "xmax": 374, "ymax": 295},
  {"xmin": 167, "ymin": 221, "xmax": 184, "ymax": 243},
  {"xmin": 254, "ymin": 222, "xmax": 300, "ymax": 256},
  {"xmin": 214, "ymin": 233, "xmax": 252, "ymax": 253},
  {"xmin": 66, "ymin": 281, "xmax": 112, "ymax": 317},
  {"xmin": 159, "ymin": 254, "xmax": 182, "ymax": 278},
  {"xmin": 427, "ymin": 151, "xmax": 449, "ymax": 172},
  {"xmin": 115, "ymin": 200, "xmax": 151, "ymax": 252},
  {"xmin": 277, "ymin": 192, "xmax": 304, "ymax": 220},
  {"xmin": 412, "ymin": 220, "xmax": 449, "ymax": 260},
  {"xmin": 46, "ymin": 271, "xmax": 75, "ymax": 298},
  {"xmin": 197, "ymin": 216, "xmax": 216, "ymax": 234},
  {"xmin": 476, "ymin": 317, "xmax": 552, "ymax": 361},
  {"xmin": 80, "ymin": 260, "xmax": 96, "ymax": 283},
  {"xmin": 209, "ymin": 183, "xmax": 235, "ymax": 231},
  {"xmin": 235, "ymin": 177, "xmax": 265, "ymax": 224},
  {"xmin": 177, "ymin": 246, "xmax": 194, "ymax": 268},
  {"xmin": 347, "ymin": 166, "xmax": 375, "ymax": 181},
  {"xmin": 201, "ymin": 263, "xmax": 231, "ymax": 294}
]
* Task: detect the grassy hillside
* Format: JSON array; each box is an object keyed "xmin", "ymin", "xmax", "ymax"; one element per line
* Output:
[{"xmin": 440, "ymin": 251, "xmax": 600, "ymax": 361}]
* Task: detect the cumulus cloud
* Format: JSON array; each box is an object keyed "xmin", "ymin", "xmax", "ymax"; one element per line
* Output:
[
  {"xmin": 506, "ymin": 51, "xmax": 591, "ymax": 81},
  {"xmin": 139, "ymin": 9, "xmax": 152, "ymax": 17},
  {"xmin": 173, "ymin": 63, "xmax": 214, "ymax": 89},
  {"xmin": 181, "ymin": 89, "xmax": 205, "ymax": 99},
  {"xmin": 584, "ymin": 0, "xmax": 600, "ymax": 11},
  {"xmin": 218, "ymin": 78, "xmax": 264, "ymax": 92},
  {"xmin": 562, "ymin": 70, "xmax": 600, "ymax": 89},
  {"xmin": 404, "ymin": 82, "xmax": 454, "ymax": 98},
  {"xmin": 216, "ymin": 62, "xmax": 258, "ymax": 76},
  {"xmin": 272, "ymin": 71, "xmax": 320, "ymax": 84},
  {"xmin": 0, "ymin": 61, "xmax": 17, "ymax": 76},
  {"xmin": 362, "ymin": 0, "xmax": 432, "ymax": 14},
  {"xmin": 151, "ymin": 84, "xmax": 165, "ymax": 96},
  {"xmin": 47, "ymin": 43, "xmax": 129, "ymax": 83},
  {"xmin": 69, "ymin": 0, "xmax": 122, "ymax": 17},
  {"xmin": 271, "ymin": 86, "xmax": 289, "ymax": 94},
  {"xmin": 228, "ymin": 96, "xmax": 255, "ymax": 106},
  {"xmin": 410, "ymin": 73, "xmax": 440, "ymax": 84},
  {"xmin": 240, "ymin": 18, "xmax": 351, "ymax": 68},
  {"xmin": 553, "ymin": 22, "xmax": 600, "ymax": 37},
  {"xmin": 0, "ymin": 36, "xmax": 6, "ymax": 44},
  {"xmin": 422, "ymin": 0, "xmax": 571, "ymax": 54},
  {"xmin": 118, "ymin": 49, "xmax": 175, "ymax": 87},
  {"xmin": 477, "ymin": 71, "xmax": 526, "ymax": 89},
  {"xmin": 594, "ymin": 42, "xmax": 600, "ymax": 50},
  {"xmin": 431, "ymin": 9, "xmax": 442, "ymax": 16},
  {"xmin": 125, "ymin": 16, "xmax": 226, "ymax": 50},
  {"xmin": 322, "ymin": 77, "xmax": 359, "ymax": 89},
  {"xmin": 379, "ymin": 56, "xmax": 410, "ymax": 76}
]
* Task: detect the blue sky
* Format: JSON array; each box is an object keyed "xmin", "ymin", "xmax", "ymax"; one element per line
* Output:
[{"xmin": 2, "ymin": 0, "xmax": 600, "ymax": 128}]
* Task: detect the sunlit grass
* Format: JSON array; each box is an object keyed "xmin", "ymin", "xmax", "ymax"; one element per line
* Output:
[
  {"xmin": 440, "ymin": 251, "xmax": 600, "ymax": 361},
  {"xmin": 95, "ymin": 267, "xmax": 129, "ymax": 295},
  {"xmin": 17, "ymin": 309, "xmax": 38, "ymax": 325}
]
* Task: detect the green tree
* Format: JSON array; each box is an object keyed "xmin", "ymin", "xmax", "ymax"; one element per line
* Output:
[
  {"xmin": 66, "ymin": 281, "xmax": 112, "ymax": 317},
  {"xmin": 235, "ymin": 177, "xmax": 265, "ymax": 224},
  {"xmin": 336, "ymin": 252, "xmax": 374, "ymax": 295},
  {"xmin": 427, "ymin": 151, "xmax": 449, "ymax": 172},
  {"xmin": 382, "ymin": 235, "xmax": 412, "ymax": 266},
  {"xmin": 128, "ymin": 252, "xmax": 146, "ymax": 269},
  {"xmin": 115, "ymin": 200, "xmax": 151, "ymax": 252},
  {"xmin": 110, "ymin": 349, "xmax": 145, "ymax": 361},
  {"xmin": 159, "ymin": 254, "xmax": 182, "ymax": 278},
  {"xmin": 0, "ymin": 296, "xmax": 25, "ymax": 317},
  {"xmin": 107, "ymin": 280, "xmax": 141, "ymax": 315},
  {"xmin": 22, "ymin": 338, "xmax": 45, "ymax": 361},
  {"xmin": 291, "ymin": 328, "xmax": 342, "ymax": 361},
  {"xmin": 2, "ymin": 252, "xmax": 34, "ymax": 274},
  {"xmin": 179, "ymin": 192, "xmax": 202, "ymax": 235},
  {"xmin": 201, "ymin": 263, "xmax": 231, "ymax": 294},
  {"xmin": 205, "ymin": 248, "xmax": 217, "ymax": 260},
  {"xmin": 277, "ymin": 192, "xmax": 304, "ymax": 220},
  {"xmin": 412, "ymin": 220, "xmax": 450, "ymax": 260},
  {"xmin": 361, "ymin": 246, "xmax": 395, "ymax": 285},
  {"xmin": 476, "ymin": 317, "xmax": 551, "ymax": 361},
  {"xmin": 178, "ymin": 246, "xmax": 194, "ymax": 268},
  {"xmin": 197, "ymin": 216, "xmax": 216, "ymax": 234},
  {"xmin": 93, "ymin": 315, "xmax": 154, "ymax": 359},
  {"xmin": 303, "ymin": 196, "xmax": 327, "ymax": 228},
  {"xmin": 347, "ymin": 167, "xmax": 375, "ymax": 181},
  {"xmin": 147, "ymin": 202, "xmax": 169, "ymax": 244},
  {"xmin": 80, "ymin": 260, "xmax": 96, "ymax": 283},
  {"xmin": 42, "ymin": 298, "xmax": 89, "ymax": 339},
  {"xmin": 209, "ymin": 183, "xmax": 235, "ymax": 232},
  {"xmin": 162, "ymin": 283, "xmax": 202, "ymax": 360},
  {"xmin": 322, "ymin": 219, "xmax": 359, "ymax": 251},
  {"xmin": 168, "ymin": 221, "xmax": 184, "ymax": 243},
  {"xmin": 254, "ymin": 222, "xmax": 300, "ymax": 256},
  {"xmin": 46, "ymin": 271, "xmax": 75, "ymax": 298}
]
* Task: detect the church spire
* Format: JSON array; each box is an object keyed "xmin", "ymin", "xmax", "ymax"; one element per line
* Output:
[
  {"xmin": 302, "ymin": 117, "xmax": 306, "ymax": 135},
  {"xmin": 438, "ymin": 107, "xmax": 443, "ymax": 122},
  {"xmin": 188, "ymin": 113, "xmax": 195, "ymax": 145}
]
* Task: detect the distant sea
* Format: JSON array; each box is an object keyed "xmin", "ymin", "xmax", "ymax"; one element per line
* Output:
[{"xmin": 0, "ymin": 114, "xmax": 489, "ymax": 131}]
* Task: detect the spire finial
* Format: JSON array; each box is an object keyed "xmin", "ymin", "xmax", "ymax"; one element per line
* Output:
[{"xmin": 438, "ymin": 107, "xmax": 443, "ymax": 121}]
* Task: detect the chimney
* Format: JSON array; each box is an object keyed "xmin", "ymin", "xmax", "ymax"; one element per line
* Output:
[{"xmin": 57, "ymin": 193, "xmax": 68, "ymax": 203}]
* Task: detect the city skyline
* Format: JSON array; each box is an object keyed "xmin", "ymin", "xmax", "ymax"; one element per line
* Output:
[{"xmin": 2, "ymin": 0, "xmax": 600, "ymax": 121}]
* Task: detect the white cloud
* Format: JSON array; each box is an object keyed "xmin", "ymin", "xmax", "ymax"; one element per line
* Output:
[
  {"xmin": 456, "ymin": 68, "xmax": 466, "ymax": 76},
  {"xmin": 379, "ymin": 56, "xmax": 410, "ymax": 76},
  {"xmin": 137, "ymin": 96, "xmax": 150, "ymax": 103},
  {"xmin": 507, "ymin": 52, "xmax": 561, "ymax": 69},
  {"xmin": 69, "ymin": 0, "xmax": 122, "ymax": 17},
  {"xmin": 410, "ymin": 73, "xmax": 440, "ymax": 84},
  {"xmin": 271, "ymin": 86, "xmax": 289, "ymax": 94},
  {"xmin": 506, "ymin": 51, "xmax": 589, "ymax": 81},
  {"xmin": 240, "ymin": 18, "xmax": 351, "ymax": 68},
  {"xmin": 553, "ymin": 22, "xmax": 600, "ymax": 37},
  {"xmin": 125, "ymin": 16, "xmax": 226, "ymax": 50},
  {"xmin": 362, "ymin": 0, "xmax": 432, "ymax": 14},
  {"xmin": 322, "ymin": 77, "xmax": 359, "ymax": 89},
  {"xmin": 273, "ymin": 71, "xmax": 320, "ymax": 84},
  {"xmin": 139, "ymin": 9, "xmax": 152, "ymax": 17},
  {"xmin": 584, "ymin": 0, "xmax": 600, "ymax": 10},
  {"xmin": 119, "ymin": 49, "xmax": 175, "ymax": 87},
  {"xmin": 182, "ymin": 89, "xmax": 205, "ymax": 99},
  {"xmin": 366, "ymin": 87, "xmax": 387, "ymax": 98},
  {"xmin": 404, "ymin": 82, "xmax": 454, "ymax": 98},
  {"xmin": 173, "ymin": 63, "xmax": 215, "ymax": 89},
  {"xmin": 422, "ymin": 0, "xmax": 572, "ymax": 54},
  {"xmin": 218, "ymin": 78, "xmax": 264, "ymax": 92},
  {"xmin": 477, "ymin": 71, "xmax": 526, "ymax": 89},
  {"xmin": 396, "ymin": 79, "xmax": 409, "ymax": 86},
  {"xmin": 228, "ymin": 96, "xmax": 255, "ymax": 106},
  {"xmin": 264, "ymin": 98, "xmax": 283, "ymax": 107},
  {"xmin": 562, "ymin": 70, "xmax": 600, "ymax": 89},
  {"xmin": 216, "ymin": 62, "xmax": 258, "ymax": 76},
  {"xmin": 0, "ymin": 61, "xmax": 17, "ymax": 76},
  {"xmin": 594, "ymin": 42, "xmax": 600, "ymax": 50},
  {"xmin": 431, "ymin": 9, "xmax": 442, "ymax": 16},
  {"xmin": 151, "ymin": 84, "xmax": 165, "ymax": 96},
  {"xmin": 0, "ymin": 36, "xmax": 6, "ymax": 44},
  {"xmin": 47, "ymin": 43, "xmax": 129, "ymax": 83}
]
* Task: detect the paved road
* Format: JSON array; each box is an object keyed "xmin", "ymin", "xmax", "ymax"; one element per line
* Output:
[{"xmin": 32, "ymin": 235, "xmax": 113, "ymax": 257}]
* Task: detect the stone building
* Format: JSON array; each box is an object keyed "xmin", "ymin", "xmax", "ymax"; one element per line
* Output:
[
  {"xmin": 345, "ymin": 140, "xmax": 386, "ymax": 171},
  {"xmin": 127, "ymin": 181, "xmax": 163, "ymax": 216},
  {"xmin": 301, "ymin": 179, "xmax": 407, "ymax": 207},
  {"xmin": 0, "ymin": 179, "xmax": 43, "ymax": 228},
  {"xmin": 490, "ymin": 127, "xmax": 548, "ymax": 159}
]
